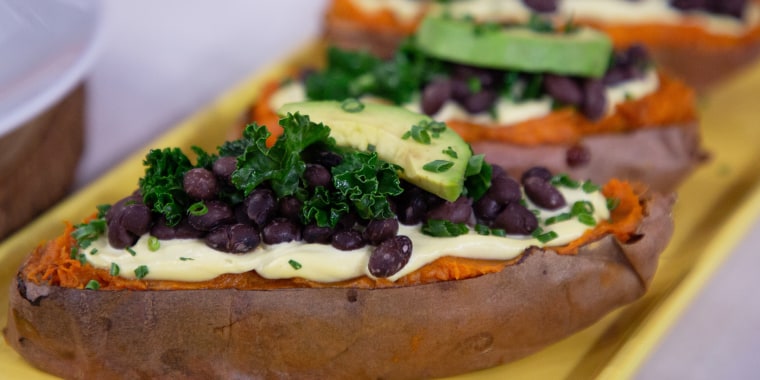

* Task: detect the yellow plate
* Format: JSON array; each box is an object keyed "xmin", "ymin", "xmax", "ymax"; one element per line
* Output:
[{"xmin": 3, "ymin": 41, "xmax": 760, "ymax": 379}]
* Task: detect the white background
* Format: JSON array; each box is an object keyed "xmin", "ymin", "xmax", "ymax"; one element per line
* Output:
[{"xmin": 79, "ymin": 1, "xmax": 760, "ymax": 378}]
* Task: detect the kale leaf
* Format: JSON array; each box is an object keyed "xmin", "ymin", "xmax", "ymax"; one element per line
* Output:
[{"xmin": 139, "ymin": 148, "xmax": 194, "ymax": 226}]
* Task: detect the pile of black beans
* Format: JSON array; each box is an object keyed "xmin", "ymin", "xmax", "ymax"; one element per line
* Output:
[
  {"xmin": 670, "ymin": 0, "xmax": 746, "ymax": 19},
  {"xmin": 420, "ymin": 45, "xmax": 653, "ymax": 121},
  {"xmin": 104, "ymin": 148, "xmax": 569, "ymax": 277}
]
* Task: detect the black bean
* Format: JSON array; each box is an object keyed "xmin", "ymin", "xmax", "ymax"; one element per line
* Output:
[
  {"xmin": 621, "ymin": 44, "xmax": 650, "ymax": 68},
  {"xmin": 306, "ymin": 149, "xmax": 343, "ymax": 168},
  {"xmin": 303, "ymin": 164, "xmax": 332, "ymax": 188},
  {"xmin": 188, "ymin": 200, "xmax": 235, "ymax": 231},
  {"xmin": 521, "ymin": 166, "xmax": 553, "ymax": 184},
  {"xmin": 452, "ymin": 65, "xmax": 501, "ymax": 89},
  {"xmin": 522, "ymin": 0, "xmax": 558, "ymax": 13},
  {"xmin": 205, "ymin": 224, "xmax": 260, "ymax": 253},
  {"xmin": 369, "ymin": 235, "xmax": 413, "ymax": 278},
  {"xmin": 581, "ymin": 79, "xmax": 607, "ymax": 120},
  {"xmin": 118, "ymin": 204, "xmax": 152, "ymax": 236},
  {"xmin": 212, "ymin": 156, "xmax": 237, "ymax": 184},
  {"xmin": 245, "ymin": 189, "xmax": 277, "ymax": 227},
  {"xmin": 303, "ymin": 223, "xmax": 334, "ymax": 244},
  {"xmin": 426, "ymin": 196, "xmax": 473, "ymax": 224},
  {"xmin": 105, "ymin": 194, "xmax": 142, "ymax": 226},
  {"xmin": 331, "ymin": 230, "xmax": 365, "ymax": 251},
  {"xmin": 488, "ymin": 176, "xmax": 522, "ymax": 204},
  {"xmin": 278, "ymin": 196, "xmax": 303, "ymax": 222},
  {"xmin": 106, "ymin": 194, "xmax": 152, "ymax": 248},
  {"xmin": 707, "ymin": 0, "xmax": 746, "ymax": 18},
  {"xmin": 492, "ymin": 202, "xmax": 539, "ymax": 235},
  {"xmin": 474, "ymin": 195, "xmax": 503, "ymax": 221},
  {"xmin": 543, "ymin": 74, "xmax": 583, "ymax": 105},
  {"xmin": 262, "ymin": 218, "xmax": 301, "ymax": 244},
  {"xmin": 363, "ymin": 218, "xmax": 399, "ymax": 245},
  {"xmin": 461, "ymin": 89, "xmax": 499, "ymax": 114},
  {"xmin": 603, "ymin": 65, "xmax": 638, "ymax": 86},
  {"xmin": 151, "ymin": 217, "xmax": 204, "ymax": 240},
  {"xmin": 491, "ymin": 164, "xmax": 508, "ymax": 179},
  {"xmin": 523, "ymin": 177, "xmax": 566, "ymax": 210},
  {"xmin": 183, "ymin": 168, "xmax": 219, "ymax": 200},
  {"xmin": 107, "ymin": 223, "xmax": 135, "ymax": 249},
  {"xmin": 566, "ymin": 144, "xmax": 591, "ymax": 168},
  {"xmin": 670, "ymin": 0, "xmax": 706, "ymax": 11},
  {"xmin": 421, "ymin": 78, "xmax": 452, "ymax": 116}
]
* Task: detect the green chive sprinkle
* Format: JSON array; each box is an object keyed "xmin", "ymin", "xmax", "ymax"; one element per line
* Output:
[
  {"xmin": 423, "ymin": 160, "xmax": 454, "ymax": 173},
  {"xmin": 577, "ymin": 214, "xmax": 597, "ymax": 226},
  {"xmin": 134, "ymin": 265, "xmax": 149, "ymax": 279},
  {"xmin": 340, "ymin": 98, "xmax": 365, "ymax": 113},
  {"xmin": 126, "ymin": 247, "xmax": 137, "ymax": 256},
  {"xmin": 90, "ymin": 248, "xmax": 98, "ymax": 255},
  {"xmin": 288, "ymin": 259, "xmax": 302, "ymax": 270},
  {"xmin": 536, "ymin": 231, "xmax": 559, "ymax": 243},
  {"xmin": 607, "ymin": 197, "xmax": 620, "ymax": 211},
  {"xmin": 443, "ymin": 146, "xmax": 458, "ymax": 158},
  {"xmin": 474, "ymin": 224, "xmax": 490, "ymax": 235},
  {"xmin": 188, "ymin": 201, "xmax": 208, "ymax": 216},
  {"xmin": 147, "ymin": 236, "xmax": 160, "ymax": 252},
  {"xmin": 110, "ymin": 263, "xmax": 120, "ymax": 276},
  {"xmin": 180, "ymin": 257, "xmax": 195, "ymax": 261},
  {"xmin": 545, "ymin": 213, "xmax": 572, "ymax": 226},
  {"xmin": 582, "ymin": 180, "xmax": 601, "ymax": 193},
  {"xmin": 85, "ymin": 280, "xmax": 100, "ymax": 290}
]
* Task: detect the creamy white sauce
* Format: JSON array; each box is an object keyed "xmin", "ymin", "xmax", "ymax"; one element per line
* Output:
[
  {"xmin": 349, "ymin": 0, "xmax": 760, "ymax": 36},
  {"xmin": 85, "ymin": 186, "xmax": 609, "ymax": 283},
  {"xmin": 271, "ymin": 69, "xmax": 658, "ymax": 128}
]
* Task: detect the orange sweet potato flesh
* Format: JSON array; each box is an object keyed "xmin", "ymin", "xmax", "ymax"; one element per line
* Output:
[
  {"xmin": 322, "ymin": 0, "xmax": 760, "ymax": 91},
  {"xmin": 4, "ymin": 185, "xmax": 674, "ymax": 379}
]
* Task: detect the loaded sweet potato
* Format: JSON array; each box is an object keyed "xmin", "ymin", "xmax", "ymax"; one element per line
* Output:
[
  {"xmin": 323, "ymin": 0, "xmax": 760, "ymax": 92},
  {"xmin": 250, "ymin": 16, "xmax": 706, "ymax": 193},
  {"xmin": 5, "ymin": 102, "xmax": 674, "ymax": 379}
]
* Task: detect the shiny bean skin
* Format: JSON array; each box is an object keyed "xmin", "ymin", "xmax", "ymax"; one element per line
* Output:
[
  {"xmin": 566, "ymin": 144, "xmax": 591, "ymax": 168},
  {"xmin": 523, "ymin": 177, "xmax": 566, "ymax": 210},
  {"xmin": 581, "ymin": 79, "xmax": 607, "ymax": 120},
  {"xmin": 522, "ymin": 0, "xmax": 558, "ymax": 12},
  {"xmin": 461, "ymin": 89, "xmax": 499, "ymax": 114},
  {"xmin": 278, "ymin": 196, "xmax": 303, "ymax": 222},
  {"xmin": 331, "ymin": 230, "xmax": 366, "ymax": 251},
  {"xmin": 521, "ymin": 166, "xmax": 553, "ymax": 184},
  {"xmin": 421, "ymin": 79, "xmax": 452, "ymax": 116},
  {"xmin": 474, "ymin": 195, "xmax": 503, "ymax": 221},
  {"xmin": 303, "ymin": 223, "xmax": 334, "ymax": 244},
  {"xmin": 369, "ymin": 235, "xmax": 413, "ymax": 278},
  {"xmin": 183, "ymin": 168, "xmax": 219, "ymax": 200},
  {"xmin": 304, "ymin": 164, "xmax": 332, "ymax": 188},
  {"xmin": 151, "ymin": 217, "xmax": 204, "ymax": 240},
  {"xmin": 363, "ymin": 218, "xmax": 400, "ymax": 245},
  {"xmin": 212, "ymin": 156, "xmax": 237, "ymax": 184},
  {"xmin": 106, "ymin": 194, "xmax": 152, "ymax": 248},
  {"xmin": 492, "ymin": 202, "xmax": 538, "ymax": 235},
  {"xmin": 205, "ymin": 223, "xmax": 260, "ymax": 253},
  {"xmin": 488, "ymin": 176, "xmax": 522, "ymax": 204},
  {"xmin": 262, "ymin": 218, "xmax": 301, "ymax": 244},
  {"xmin": 188, "ymin": 200, "xmax": 235, "ymax": 231},
  {"xmin": 543, "ymin": 74, "xmax": 583, "ymax": 105},
  {"xmin": 107, "ymin": 224, "xmax": 135, "ymax": 249},
  {"xmin": 246, "ymin": 189, "xmax": 277, "ymax": 227},
  {"xmin": 426, "ymin": 197, "xmax": 473, "ymax": 224}
]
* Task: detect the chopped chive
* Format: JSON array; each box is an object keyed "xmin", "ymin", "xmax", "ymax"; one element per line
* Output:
[
  {"xmin": 77, "ymin": 254, "xmax": 87, "ymax": 265},
  {"xmin": 288, "ymin": 259, "xmax": 302, "ymax": 270},
  {"xmin": 443, "ymin": 146, "xmax": 458, "ymax": 158},
  {"xmin": 607, "ymin": 197, "xmax": 620, "ymax": 211},
  {"xmin": 126, "ymin": 247, "xmax": 137, "ymax": 256},
  {"xmin": 582, "ymin": 180, "xmax": 601, "ymax": 193},
  {"xmin": 545, "ymin": 213, "xmax": 572, "ymax": 226},
  {"xmin": 490, "ymin": 228, "xmax": 506, "ymax": 237},
  {"xmin": 179, "ymin": 257, "xmax": 195, "ymax": 261},
  {"xmin": 577, "ymin": 214, "xmax": 597, "ymax": 226},
  {"xmin": 110, "ymin": 262, "xmax": 120, "ymax": 276},
  {"xmin": 188, "ymin": 201, "xmax": 208, "ymax": 216},
  {"xmin": 423, "ymin": 160, "xmax": 454, "ymax": 173},
  {"xmin": 147, "ymin": 236, "xmax": 160, "ymax": 252},
  {"xmin": 89, "ymin": 248, "xmax": 98, "ymax": 255},
  {"xmin": 467, "ymin": 77, "xmax": 482, "ymax": 93},
  {"xmin": 474, "ymin": 224, "xmax": 490, "ymax": 235},
  {"xmin": 536, "ymin": 230, "xmax": 559, "ymax": 243},
  {"xmin": 70, "ymin": 246, "xmax": 79, "ymax": 259},
  {"xmin": 340, "ymin": 98, "xmax": 365, "ymax": 113},
  {"xmin": 134, "ymin": 265, "xmax": 149, "ymax": 279},
  {"xmin": 571, "ymin": 201, "xmax": 595, "ymax": 216},
  {"xmin": 551, "ymin": 174, "xmax": 580, "ymax": 189},
  {"xmin": 367, "ymin": 144, "xmax": 376, "ymax": 152},
  {"xmin": 85, "ymin": 280, "xmax": 100, "ymax": 290}
]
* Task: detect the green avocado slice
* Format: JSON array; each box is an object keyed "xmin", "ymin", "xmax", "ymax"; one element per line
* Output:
[
  {"xmin": 278, "ymin": 100, "xmax": 472, "ymax": 202},
  {"xmin": 415, "ymin": 16, "xmax": 613, "ymax": 78}
]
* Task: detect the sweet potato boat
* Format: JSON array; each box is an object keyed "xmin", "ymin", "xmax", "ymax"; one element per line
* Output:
[
  {"xmin": 323, "ymin": 0, "xmax": 760, "ymax": 92},
  {"xmin": 4, "ymin": 102, "xmax": 675, "ymax": 379},
  {"xmin": 4, "ymin": 191, "xmax": 673, "ymax": 379}
]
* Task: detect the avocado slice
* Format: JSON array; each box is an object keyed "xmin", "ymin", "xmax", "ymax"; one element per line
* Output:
[
  {"xmin": 278, "ymin": 100, "xmax": 472, "ymax": 202},
  {"xmin": 415, "ymin": 16, "xmax": 613, "ymax": 78}
]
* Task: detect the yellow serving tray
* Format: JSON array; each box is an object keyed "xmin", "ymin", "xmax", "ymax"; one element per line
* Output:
[{"xmin": 3, "ymin": 41, "xmax": 760, "ymax": 379}]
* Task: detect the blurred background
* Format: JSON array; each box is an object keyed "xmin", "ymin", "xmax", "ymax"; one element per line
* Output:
[{"xmin": 2, "ymin": 1, "xmax": 760, "ymax": 379}]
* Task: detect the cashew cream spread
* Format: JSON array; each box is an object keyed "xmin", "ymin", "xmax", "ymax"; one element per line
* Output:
[
  {"xmin": 86, "ymin": 186, "xmax": 609, "ymax": 283},
  {"xmin": 349, "ymin": 0, "xmax": 760, "ymax": 36}
]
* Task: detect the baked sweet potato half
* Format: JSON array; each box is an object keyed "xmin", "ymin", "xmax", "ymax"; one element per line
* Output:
[
  {"xmin": 4, "ymin": 102, "xmax": 675, "ymax": 379},
  {"xmin": 322, "ymin": 0, "xmax": 760, "ymax": 92}
]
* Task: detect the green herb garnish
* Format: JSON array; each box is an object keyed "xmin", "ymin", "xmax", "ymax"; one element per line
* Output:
[
  {"xmin": 139, "ymin": 148, "xmax": 194, "ymax": 226},
  {"xmin": 442, "ymin": 146, "xmax": 458, "ymax": 158},
  {"xmin": 147, "ymin": 236, "xmax": 160, "ymax": 251},
  {"xmin": 607, "ymin": 197, "xmax": 620, "ymax": 211},
  {"xmin": 340, "ymin": 98, "xmax": 365, "ymax": 113},
  {"xmin": 577, "ymin": 214, "xmax": 597, "ymax": 226},
  {"xmin": 85, "ymin": 280, "xmax": 100, "ymax": 290},
  {"xmin": 289, "ymin": 259, "xmax": 303, "ymax": 270},
  {"xmin": 552, "ymin": 174, "xmax": 581, "ymax": 189},
  {"xmin": 422, "ymin": 219, "xmax": 469, "ymax": 237},
  {"xmin": 180, "ymin": 257, "xmax": 195, "ymax": 261},
  {"xmin": 423, "ymin": 160, "xmax": 454, "ymax": 173},
  {"xmin": 126, "ymin": 247, "xmax": 137, "ymax": 256},
  {"xmin": 134, "ymin": 265, "xmax": 149, "ymax": 279},
  {"xmin": 89, "ymin": 248, "xmax": 98, "ymax": 255},
  {"xmin": 582, "ymin": 180, "xmax": 601, "ymax": 193},
  {"xmin": 187, "ymin": 201, "xmax": 208, "ymax": 216},
  {"xmin": 110, "ymin": 263, "xmax": 120, "ymax": 276},
  {"xmin": 545, "ymin": 213, "xmax": 572, "ymax": 226},
  {"xmin": 474, "ymin": 224, "xmax": 491, "ymax": 235}
]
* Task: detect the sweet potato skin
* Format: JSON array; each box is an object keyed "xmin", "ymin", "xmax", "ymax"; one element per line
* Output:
[
  {"xmin": 474, "ymin": 122, "xmax": 706, "ymax": 194},
  {"xmin": 4, "ymin": 194, "xmax": 674, "ymax": 380}
]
